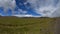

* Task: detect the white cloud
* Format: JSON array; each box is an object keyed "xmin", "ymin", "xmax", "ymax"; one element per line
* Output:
[
  {"xmin": 35, "ymin": 6, "xmax": 57, "ymax": 17},
  {"xmin": 13, "ymin": 14, "xmax": 33, "ymax": 17},
  {"xmin": 0, "ymin": 0, "xmax": 28, "ymax": 16},
  {"xmin": 0, "ymin": 0, "xmax": 16, "ymax": 12},
  {"xmin": 14, "ymin": 14, "xmax": 42, "ymax": 17},
  {"xmin": 50, "ymin": 7, "xmax": 60, "ymax": 17},
  {"xmin": 27, "ymin": 0, "xmax": 60, "ymax": 17},
  {"xmin": 18, "ymin": 9, "xmax": 27, "ymax": 14}
]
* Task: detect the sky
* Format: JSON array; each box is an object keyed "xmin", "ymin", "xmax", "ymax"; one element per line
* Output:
[{"xmin": 0, "ymin": 0, "xmax": 60, "ymax": 17}]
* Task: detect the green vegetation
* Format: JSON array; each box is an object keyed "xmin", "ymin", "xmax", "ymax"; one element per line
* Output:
[{"xmin": 0, "ymin": 17, "xmax": 56, "ymax": 34}]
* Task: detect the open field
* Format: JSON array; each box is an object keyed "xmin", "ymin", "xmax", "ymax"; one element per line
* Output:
[{"xmin": 0, "ymin": 16, "xmax": 59, "ymax": 34}]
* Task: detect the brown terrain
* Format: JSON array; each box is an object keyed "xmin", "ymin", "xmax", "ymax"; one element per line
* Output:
[{"xmin": 54, "ymin": 18, "xmax": 60, "ymax": 34}]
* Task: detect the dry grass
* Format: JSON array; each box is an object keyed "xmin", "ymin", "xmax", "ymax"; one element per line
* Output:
[{"xmin": 0, "ymin": 17, "xmax": 56, "ymax": 34}]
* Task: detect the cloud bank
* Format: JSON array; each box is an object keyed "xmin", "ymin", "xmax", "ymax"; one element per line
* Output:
[
  {"xmin": 27, "ymin": 0, "xmax": 60, "ymax": 17},
  {"xmin": 0, "ymin": 0, "xmax": 16, "ymax": 13}
]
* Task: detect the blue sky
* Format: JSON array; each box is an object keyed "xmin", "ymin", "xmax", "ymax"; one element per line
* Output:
[
  {"xmin": 0, "ymin": 6, "xmax": 41, "ymax": 16},
  {"xmin": 0, "ymin": 0, "xmax": 41, "ymax": 16},
  {"xmin": 0, "ymin": 0, "xmax": 60, "ymax": 17}
]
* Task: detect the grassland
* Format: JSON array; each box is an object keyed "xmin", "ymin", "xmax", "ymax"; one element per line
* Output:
[{"xmin": 0, "ymin": 16, "xmax": 57, "ymax": 34}]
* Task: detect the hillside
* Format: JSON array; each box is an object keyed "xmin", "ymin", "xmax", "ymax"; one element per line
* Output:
[{"xmin": 0, "ymin": 16, "xmax": 59, "ymax": 34}]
